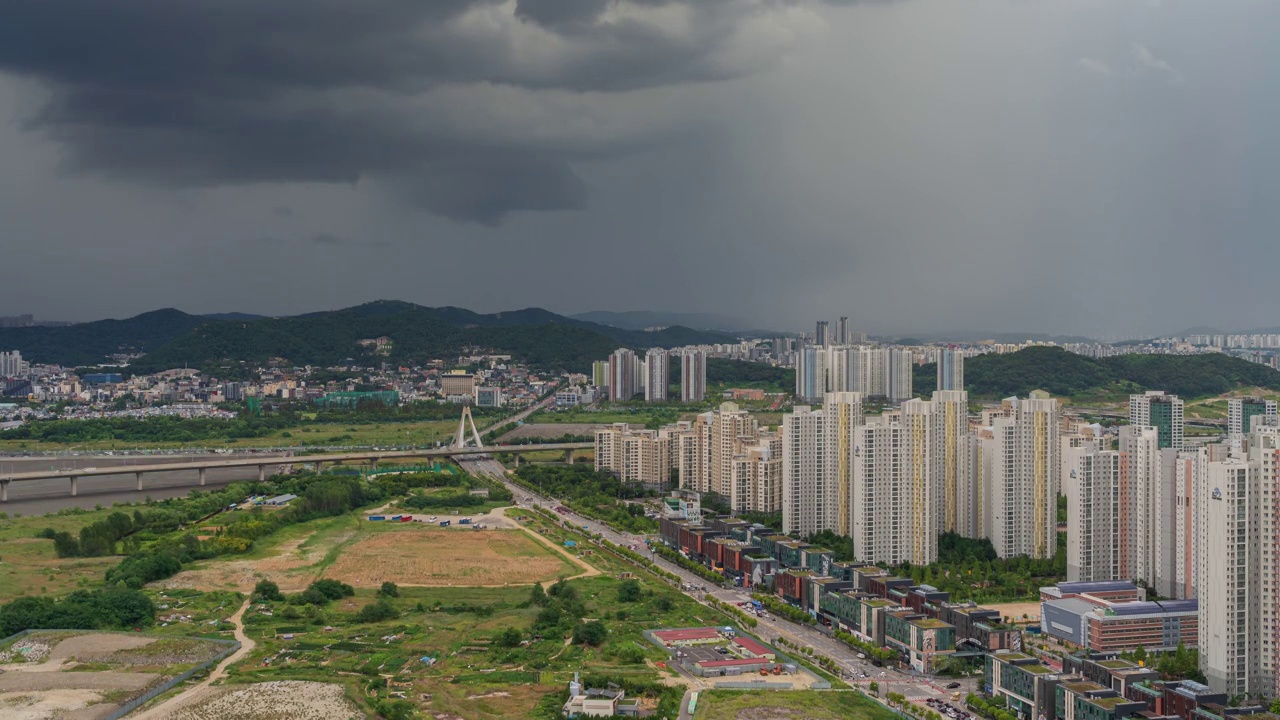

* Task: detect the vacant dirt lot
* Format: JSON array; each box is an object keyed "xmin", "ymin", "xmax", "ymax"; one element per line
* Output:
[
  {"xmin": 161, "ymin": 527, "xmax": 357, "ymax": 593},
  {"xmin": 158, "ymin": 681, "xmax": 361, "ymax": 720},
  {"xmin": 0, "ymin": 688, "xmax": 114, "ymax": 720},
  {"xmin": 49, "ymin": 634, "xmax": 155, "ymax": 663},
  {"xmin": 323, "ymin": 527, "xmax": 576, "ymax": 587}
]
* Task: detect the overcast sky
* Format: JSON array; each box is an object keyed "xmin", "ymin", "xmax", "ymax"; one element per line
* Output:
[{"xmin": 1, "ymin": 0, "xmax": 1277, "ymax": 337}]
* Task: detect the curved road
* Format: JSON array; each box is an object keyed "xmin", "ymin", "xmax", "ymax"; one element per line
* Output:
[{"xmin": 130, "ymin": 598, "xmax": 256, "ymax": 720}]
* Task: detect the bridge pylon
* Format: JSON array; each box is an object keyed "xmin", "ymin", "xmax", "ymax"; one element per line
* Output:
[{"xmin": 453, "ymin": 405, "xmax": 484, "ymax": 450}]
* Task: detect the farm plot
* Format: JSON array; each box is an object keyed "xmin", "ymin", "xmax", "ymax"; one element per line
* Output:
[
  {"xmin": 322, "ymin": 526, "xmax": 577, "ymax": 587},
  {"xmin": 156, "ymin": 680, "xmax": 361, "ymax": 720}
]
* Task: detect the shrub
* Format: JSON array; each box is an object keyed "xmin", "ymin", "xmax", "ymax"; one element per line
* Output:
[
  {"xmin": 378, "ymin": 581, "xmax": 400, "ymax": 598},
  {"xmin": 253, "ymin": 579, "xmax": 285, "ymax": 602},
  {"xmin": 573, "ymin": 620, "xmax": 607, "ymax": 646},
  {"xmin": 355, "ymin": 599, "xmax": 399, "ymax": 623}
]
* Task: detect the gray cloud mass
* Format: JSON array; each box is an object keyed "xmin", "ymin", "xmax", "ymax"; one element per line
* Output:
[
  {"xmin": 1, "ymin": 0, "xmax": 1278, "ymax": 338},
  {"xmin": 0, "ymin": 0, "xmax": 811, "ymax": 222}
]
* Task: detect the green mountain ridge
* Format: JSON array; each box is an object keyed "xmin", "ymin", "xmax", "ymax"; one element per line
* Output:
[
  {"xmin": 914, "ymin": 346, "xmax": 1280, "ymax": 400},
  {"xmin": 0, "ymin": 301, "xmax": 736, "ymax": 373}
]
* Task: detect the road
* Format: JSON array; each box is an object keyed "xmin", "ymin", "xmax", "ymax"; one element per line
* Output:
[
  {"xmin": 473, "ymin": 462, "xmax": 975, "ymax": 701},
  {"xmin": 130, "ymin": 598, "xmax": 256, "ymax": 720}
]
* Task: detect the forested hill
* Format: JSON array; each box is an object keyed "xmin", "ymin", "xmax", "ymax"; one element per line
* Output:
[
  {"xmin": 2, "ymin": 301, "xmax": 736, "ymax": 373},
  {"xmin": 0, "ymin": 309, "xmax": 208, "ymax": 367},
  {"xmin": 914, "ymin": 346, "xmax": 1280, "ymax": 399}
]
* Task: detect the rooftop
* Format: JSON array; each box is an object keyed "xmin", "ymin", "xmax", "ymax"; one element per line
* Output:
[
  {"xmin": 1088, "ymin": 696, "xmax": 1132, "ymax": 710},
  {"xmin": 696, "ymin": 658, "xmax": 770, "ymax": 668},
  {"xmin": 912, "ymin": 618, "xmax": 953, "ymax": 630},
  {"xmin": 1097, "ymin": 659, "xmax": 1137, "ymax": 670},
  {"xmin": 732, "ymin": 637, "xmax": 772, "ymax": 656},
  {"xmin": 654, "ymin": 627, "xmax": 722, "ymax": 642}
]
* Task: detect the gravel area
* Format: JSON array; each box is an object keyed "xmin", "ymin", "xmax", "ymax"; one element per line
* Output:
[{"xmin": 158, "ymin": 681, "xmax": 362, "ymax": 720}]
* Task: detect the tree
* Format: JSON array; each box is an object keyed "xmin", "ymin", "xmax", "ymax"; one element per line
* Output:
[
  {"xmin": 655, "ymin": 596, "xmax": 674, "ymax": 612},
  {"xmin": 374, "ymin": 698, "xmax": 415, "ymax": 720},
  {"xmin": 355, "ymin": 599, "xmax": 399, "ymax": 623},
  {"xmin": 618, "ymin": 579, "xmax": 641, "ymax": 603},
  {"xmin": 253, "ymin": 579, "xmax": 284, "ymax": 602},
  {"xmin": 378, "ymin": 581, "xmax": 400, "ymax": 598},
  {"xmin": 573, "ymin": 620, "xmax": 608, "ymax": 646},
  {"xmin": 497, "ymin": 627, "xmax": 523, "ymax": 647},
  {"xmin": 529, "ymin": 582, "xmax": 549, "ymax": 607}
]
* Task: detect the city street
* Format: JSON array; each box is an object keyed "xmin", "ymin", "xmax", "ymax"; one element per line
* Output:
[{"xmin": 471, "ymin": 461, "xmax": 977, "ymax": 701}]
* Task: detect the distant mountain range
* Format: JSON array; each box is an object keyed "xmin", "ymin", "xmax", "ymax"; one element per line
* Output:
[
  {"xmin": 0, "ymin": 301, "xmax": 737, "ymax": 372},
  {"xmin": 569, "ymin": 310, "xmax": 760, "ymax": 333}
]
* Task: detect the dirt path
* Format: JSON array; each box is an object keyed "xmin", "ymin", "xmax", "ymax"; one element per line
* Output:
[
  {"xmin": 128, "ymin": 598, "xmax": 255, "ymax": 720},
  {"xmin": 492, "ymin": 506, "xmax": 600, "ymax": 581}
]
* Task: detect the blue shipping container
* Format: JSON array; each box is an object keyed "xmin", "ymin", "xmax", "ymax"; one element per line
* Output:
[
  {"xmin": 369, "ymin": 516, "xmax": 385, "ymax": 522},
  {"xmin": 459, "ymin": 518, "xmax": 471, "ymax": 525},
  {"xmin": 440, "ymin": 521, "xmax": 451, "ymax": 526}
]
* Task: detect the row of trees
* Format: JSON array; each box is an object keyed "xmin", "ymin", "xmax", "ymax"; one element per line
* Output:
[
  {"xmin": 0, "ymin": 588, "xmax": 156, "ymax": 636},
  {"xmin": 514, "ymin": 464, "xmax": 658, "ymax": 533},
  {"xmin": 0, "ymin": 413, "xmax": 295, "ymax": 444}
]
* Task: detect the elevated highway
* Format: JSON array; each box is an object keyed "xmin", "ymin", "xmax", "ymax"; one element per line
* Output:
[{"xmin": 0, "ymin": 442, "xmax": 591, "ymax": 501}]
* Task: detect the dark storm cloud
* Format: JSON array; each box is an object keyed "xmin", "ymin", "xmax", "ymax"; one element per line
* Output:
[{"xmin": 0, "ymin": 0, "xmax": 815, "ymax": 223}]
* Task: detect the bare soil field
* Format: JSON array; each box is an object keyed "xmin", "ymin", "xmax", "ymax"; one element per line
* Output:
[
  {"xmin": 156, "ymin": 680, "xmax": 361, "ymax": 720},
  {"xmin": 161, "ymin": 527, "xmax": 357, "ymax": 593},
  {"xmin": 0, "ymin": 688, "xmax": 114, "ymax": 720},
  {"xmin": 322, "ymin": 526, "xmax": 577, "ymax": 587},
  {"xmin": 0, "ymin": 632, "xmax": 231, "ymax": 720},
  {"xmin": 48, "ymin": 634, "xmax": 155, "ymax": 663},
  {"xmin": 982, "ymin": 601, "xmax": 1042, "ymax": 621}
]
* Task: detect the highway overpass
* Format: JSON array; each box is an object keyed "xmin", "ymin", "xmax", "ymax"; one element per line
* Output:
[{"xmin": 0, "ymin": 443, "xmax": 592, "ymax": 501}]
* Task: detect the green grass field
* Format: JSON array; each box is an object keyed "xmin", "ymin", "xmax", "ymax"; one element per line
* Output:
[
  {"xmin": 0, "ymin": 506, "xmax": 136, "ymax": 602},
  {"xmin": 0, "ymin": 418, "xmax": 488, "ymax": 452},
  {"xmin": 693, "ymin": 689, "xmax": 899, "ymax": 720}
]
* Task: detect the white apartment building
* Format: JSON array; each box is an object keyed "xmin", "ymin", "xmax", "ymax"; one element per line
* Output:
[
  {"xmin": 825, "ymin": 392, "xmax": 864, "ymax": 536},
  {"xmin": 1130, "ymin": 390, "xmax": 1184, "ymax": 451},
  {"xmin": 731, "ymin": 430, "xmax": 783, "ymax": 513},
  {"xmin": 594, "ymin": 423, "xmax": 674, "ymax": 488},
  {"xmin": 1228, "ymin": 397, "xmax": 1278, "ymax": 440},
  {"xmin": 645, "ymin": 348, "xmax": 668, "ymax": 402},
  {"xmin": 886, "ymin": 348, "xmax": 914, "ymax": 402},
  {"xmin": 674, "ymin": 403, "xmax": 759, "ymax": 504},
  {"xmin": 850, "ymin": 414, "xmax": 938, "ymax": 565},
  {"xmin": 782, "ymin": 405, "xmax": 829, "ymax": 536},
  {"xmin": 937, "ymin": 349, "xmax": 964, "ymax": 392},
  {"xmin": 1064, "ymin": 439, "xmax": 1121, "ymax": 582},
  {"xmin": 680, "ymin": 350, "xmax": 706, "ymax": 402},
  {"xmin": 608, "ymin": 348, "xmax": 639, "ymax": 402},
  {"xmin": 0, "ymin": 351, "xmax": 27, "ymax": 377},
  {"xmin": 796, "ymin": 345, "xmax": 827, "ymax": 402},
  {"xmin": 935, "ymin": 390, "xmax": 974, "ymax": 537},
  {"xmin": 983, "ymin": 394, "xmax": 1060, "ymax": 559},
  {"xmin": 899, "ymin": 399, "xmax": 941, "ymax": 564},
  {"xmin": 1171, "ymin": 447, "xmax": 1206, "ymax": 600},
  {"xmin": 1119, "ymin": 425, "xmax": 1162, "ymax": 586},
  {"xmin": 1198, "ymin": 454, "xmax": 1269, "ymax": 695}
]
